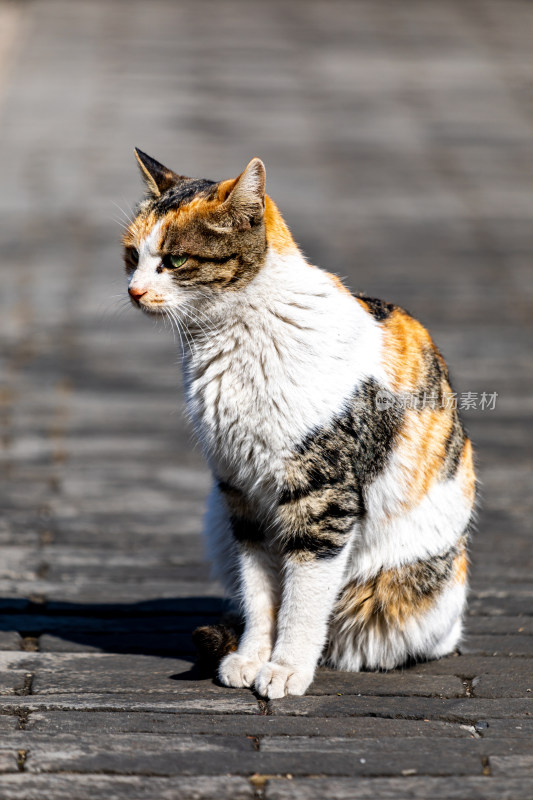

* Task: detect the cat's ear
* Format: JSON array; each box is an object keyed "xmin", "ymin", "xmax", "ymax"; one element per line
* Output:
[
  {"xmin": 217, "ymin": 158, "xmax": 266, "ymax": 227},
  {"xmin": 134, "ymin": 148, "xmax": 181, "ymax": 197}
]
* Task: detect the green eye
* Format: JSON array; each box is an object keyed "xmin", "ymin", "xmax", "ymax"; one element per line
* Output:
[{"xmin": 163, "ymin": 254, "xmax": 188, "ymax": 270}]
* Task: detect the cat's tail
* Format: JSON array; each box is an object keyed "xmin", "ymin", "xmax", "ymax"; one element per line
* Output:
[{"xmin": 192, "ymin": 617, "xmax": 242, "ymax": 675}]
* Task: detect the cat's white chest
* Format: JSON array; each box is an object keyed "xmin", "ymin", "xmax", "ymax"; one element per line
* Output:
[
  {"xmin": 185, "ymin": 329, "xmax": 308, "ymax": 499},
  {"xmin": 183, "ymin": 258, "xmax": 384, "ymax": 505}
]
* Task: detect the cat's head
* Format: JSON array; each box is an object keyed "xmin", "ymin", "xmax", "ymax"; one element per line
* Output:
[{"xmin": 123, "ymin": 149, "xmax": 293, "ymax": 317}]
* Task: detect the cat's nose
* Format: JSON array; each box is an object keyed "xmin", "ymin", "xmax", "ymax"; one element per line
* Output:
[{"xmin": 129, "ymin": 286, "xmax": 147, "ymax": 303}]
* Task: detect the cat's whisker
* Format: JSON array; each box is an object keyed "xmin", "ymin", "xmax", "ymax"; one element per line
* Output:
[
  {"xmin": 179, "ymin": 304, "xmax": 215, "ymax": 340},
  {"xmin": 172, "ymin": 308, "xmax": 195, "ymax": 352},
  {"xmin": 180, "ymin": 314, "xmax": 213, "ymax": 346},
  {"xmin": 165, "ymin": 308, "xmax": 187, "ymax": 356},
  {"xmin": 95, "ymin": 297, "xmax": 134, "ymax": 327},
  {"xmin": 179, "ymin": 316, "xmax": 195, "ymax": 357},
  {"xmin": 111, "ymin": 306, "xmax": 131, "ymax": 321},
  {"xmin": 179, "ymin": 298, "xmax": 219, "ymax": 331},
  {"xmin": 162, "ymin": 309, "xmax": 175, "ymax": 341},
  {"xmin": 120, "ymin": 195, "xmax": 137, "ymax": 220},
  {"xmin": 99, "ymin": 295, "xmax": 131, "ymax": 315},
  {"xmin": 112, "ymin": 200, "xmax": 136, "ymax": 226},
  {"xmin": 112, "ymin": 217, "xmax": 132, "ymax": 231},
  {"xmin": 183, "ymin": 302, "xmax": 217, "ymax": 331},
  {"xmin": 111, "ymin": 213, "xmax": 134, "ymax": 229},
  {"xmin": 191, "ymin": 287, "xmax": 219, "ymax": 309}
]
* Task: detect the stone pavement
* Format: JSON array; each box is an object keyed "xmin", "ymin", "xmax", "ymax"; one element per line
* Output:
[{"xmin": 0, "ymin": 1, "xmax": 532, "ymax": 797}]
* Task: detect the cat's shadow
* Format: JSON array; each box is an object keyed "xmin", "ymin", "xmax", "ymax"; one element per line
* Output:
[
  {"xmin": 0, "ymin": 596, "xmax": 227, "ymax": 671},
  {"xmin": 0, "ymin": 597, "xmax": 444, "ymax": 683}
]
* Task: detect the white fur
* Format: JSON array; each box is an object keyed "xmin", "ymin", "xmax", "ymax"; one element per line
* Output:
[
  {"xmin": 218, "ymin": 544, "xmax": 278, "ymax": 688},
  {"xmin": 183, "ymin": 249, "xmax": 385, "ymax": 509},
  {"xmin": 356, "ymin": 471, "xmax": 473, "ymax": 576},
  {"xmin": 128, "ymin": 221, "xmax": 168, "ymax": 298},
  {"xmin": 255, "ymin": 545, "xmax": 353, "ymax": 698},
  {"xmin": 131, "ymin": 234, "xmax": 472, "ymax": 697}
]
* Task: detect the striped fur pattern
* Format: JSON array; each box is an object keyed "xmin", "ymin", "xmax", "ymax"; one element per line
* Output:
[{"xmin": 124, "ymin": 150, "xmax": 476, "ymax": 698}]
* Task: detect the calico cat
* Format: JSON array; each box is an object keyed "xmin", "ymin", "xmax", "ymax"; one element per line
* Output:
[{"xmin": 123, "ymin": 149, "xmax": 476, "ymax": 699}]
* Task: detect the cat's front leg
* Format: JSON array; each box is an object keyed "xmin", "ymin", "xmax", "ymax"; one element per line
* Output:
[
  {"xmin": 218, "ymin": 544, "xmax": 278, "ymax": 688},
  {"xmin": 255, "ymin": 546, "xmax": 352, "ymax": 699}
]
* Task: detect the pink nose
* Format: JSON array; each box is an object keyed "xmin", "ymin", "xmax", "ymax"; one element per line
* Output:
[{"xmin": 129, "ymin": 286, "xmax": 147, "ymax": 302}]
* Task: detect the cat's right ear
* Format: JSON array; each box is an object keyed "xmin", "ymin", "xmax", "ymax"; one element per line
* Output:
[
  {"xmin": 211, "ymin": 158, "xmax": 266, "ymax": 231},
  {"xmin": 134, "ymin": 148, "xmax": 181, "ymax": 197}
]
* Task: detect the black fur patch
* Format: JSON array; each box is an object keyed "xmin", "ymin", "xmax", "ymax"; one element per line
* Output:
[
  {"xmin": 218, "ymin": 480, "xmax": 266, "ymax": 544},
  {"xmin": 356, "ymin": 293, "xmax": 396, "ymax": 321},
  {"xmin": 153, "ymin": 178, "xmax": 217, "ymax": 214},
  {"xmin": 278, "ymin": 378, "xmax": 403, "ymax": 559},
  {"xmin": 230, "ymin": 516, "xmax": 265, "ymax": 544},
  {"xmin": 419, "ymin": 344, "xmax": 467, "ymax": 479},
  {"xmin": 408, "ymin": 543, "xmax": 459, "ymax": 597},
  {"xmin": 443, "ymin": 412, "xmax": 466, "ymax": 479},
  {"xmin": 418, "ymin": 344, "xmax": 449, "ymax": 406},
  {"xmin": 193, "ymin": 619, "xmax": 242, "ymax": 675}
]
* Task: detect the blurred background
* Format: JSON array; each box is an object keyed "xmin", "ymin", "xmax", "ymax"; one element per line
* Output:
[{"xmin": 0, "ymin": 0, "xmax": 532, "ymax": 647}]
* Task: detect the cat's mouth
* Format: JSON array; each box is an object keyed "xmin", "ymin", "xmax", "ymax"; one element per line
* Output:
[{"xmin": 130, "ymin": 295, "xmax": 166, "ymax": 315}]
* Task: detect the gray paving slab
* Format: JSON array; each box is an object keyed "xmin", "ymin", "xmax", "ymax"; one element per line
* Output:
[
  {"xmin": 412, "ymin": 655, "xmax": 533, "ymax": 675},
  {"xmin": 2, "ymin": 731, "xmax": 532, "ymax": 777},
  {"xmin": 24, "ymin": 711, "xmax": 479, "ymax": 738},
  {"xmin": 269, "ymin": 695, "xmax": 533, "ymax": 721},
  {"xmin": 3, "ymin": 732, "xmax": 258, "ymax": 776},
  {"xmin": 264, "ymin": 777, "xmax": 533, "ymax": 800},
  {"xmin": 476, "ymin": 719, "xmax": 533, "ymax": 738},
  {"xmin": 0, "ymin": 633, "xmax": 22, "ymax": 651},
  {"xmin": 0, "ymin": 775, "xmax": 254, "ymax": 800},
  {"xmin": 0, "ymin": 693, "xmax": 261, "ymax": 715},
  {"xmin": 490, "ymin": 755, "xmax": 533, "ymax": 777},
  {"xmin": 0, "ymin": 714, "xmax": 18, "ymax": 733},
  {"xmin": 471, "ymin": 674, "xmax": 533, "ymax": 698},
  {"xmin": 0, "ymin": 0, "xmax": 531, "ymax": 797}
]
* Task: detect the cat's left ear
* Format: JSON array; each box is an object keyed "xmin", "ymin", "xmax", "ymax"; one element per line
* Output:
[
  {"xmin": 218, "ymin": 158, "xmax": 266, "ymax": 227},
  {"xmin": 134, "ymin": 148, "xmax": 182, "ymax": 197}
]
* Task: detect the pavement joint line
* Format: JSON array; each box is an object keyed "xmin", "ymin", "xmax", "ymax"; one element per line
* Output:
[
  {"xmin": 482, "ymin": 755, "xmax": 492, "ymax": 776},
  {"xmin": 13, "ymin": 673, "xmax": 34, "ymax": 697},
  {"xmin": 457, "ymin": 675, "xmax": 477, "ymax": 698},
  {"xmin": 16, "ymin": 748, "xmax": 27, "ymax": 773}
]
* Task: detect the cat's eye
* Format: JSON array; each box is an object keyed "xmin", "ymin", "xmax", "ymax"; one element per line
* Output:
[
  {"xmin": 162, "ymin": 254, "xmax": 189, "ymax": 270},
  {"xmin": 126, "ymin": 247, "xmax": 139, "ymax": 266}
]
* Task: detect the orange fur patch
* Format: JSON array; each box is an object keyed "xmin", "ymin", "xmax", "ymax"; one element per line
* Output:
[
  {"xmin": 382, "ymin": 309, "xmax": 432, "ymax": 393},
  {"xmin": 217, "ymin": 177, "xmax": 238, "ymax": 201},
  {"xmin": 160, "ymin": 194, "xmax": 222, "ymax": 229},
  {"xmin": 458, "ymin": 437, "xmax": 476, "ymax": 503},
  {"xmin": 122, "ymin": 210, "xmax": 160, "ymax": 248},
  {"xmin": 454, "ymin": 548, "xmax": 468, "ymax": 586},
  {"xmin": 264, "ymin": 195, "xmax": 297, "ymax": 253},
  {"xmin": 397, "ymin": 407, "xmax": 454, "ymax": 507},
  {"xmin": 336, "ymin": 564, "xmax": 441, "ymax": 631},
  {"xmin": 380, "ymin": 308, "xmax": 462, "ymax": 506},
  {"xmin": 334, "ymin": 533, "xmax": 467, "ymax": 635}
]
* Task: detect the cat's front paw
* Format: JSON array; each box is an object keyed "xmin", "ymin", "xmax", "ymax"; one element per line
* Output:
[
  {"xmin": 218, "ymin": 651, "xmax": 268, "ymax": 689},
  {"xmin": 255, "ymin": 662, "xmax": 314, "ymax": 699}
]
